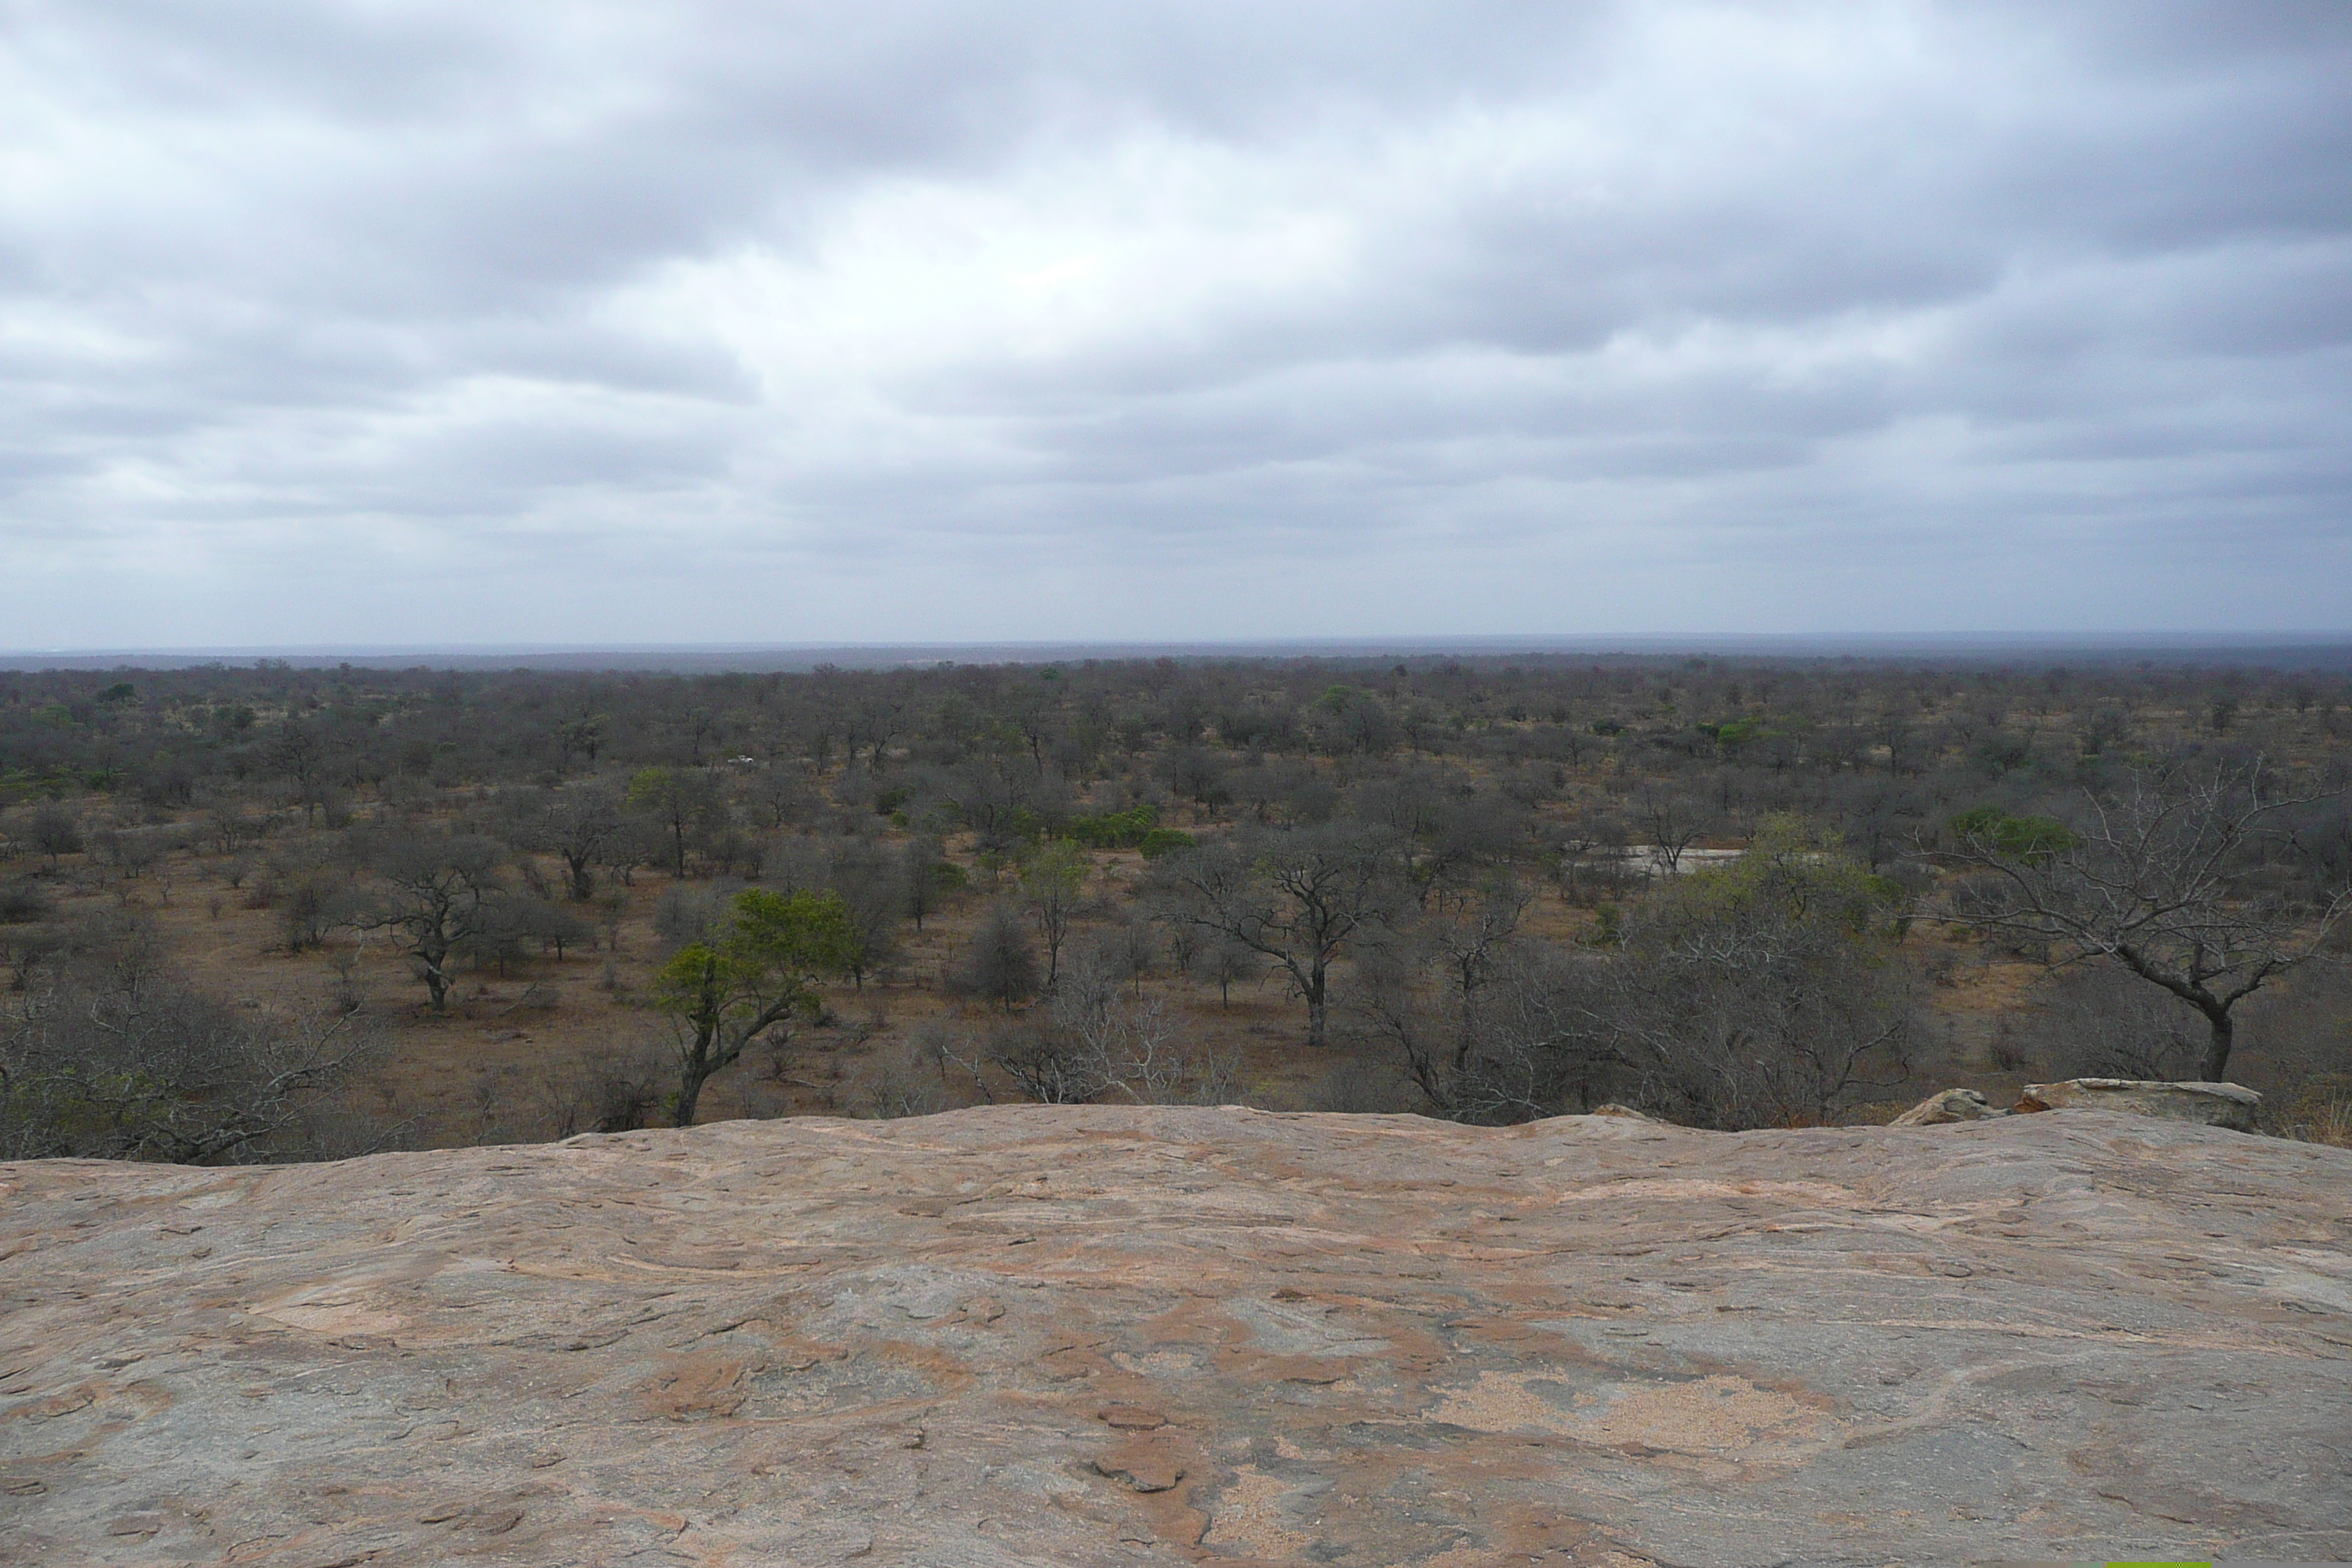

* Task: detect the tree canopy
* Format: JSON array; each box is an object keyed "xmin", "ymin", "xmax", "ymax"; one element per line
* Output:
[{"xmin": 653, "ymin": 887, "xmax": 859, "ymax": 1126}]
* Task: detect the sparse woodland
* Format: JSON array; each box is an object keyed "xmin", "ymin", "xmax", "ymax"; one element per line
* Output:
[{"xmin": 2, "ymin": 653, "xmax": 2348, "ymax": 1161}]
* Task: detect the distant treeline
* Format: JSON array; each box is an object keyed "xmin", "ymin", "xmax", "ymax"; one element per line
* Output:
[{"xmin": 4, "ymin": 652, "xmax": 2347, "ymax": 814}]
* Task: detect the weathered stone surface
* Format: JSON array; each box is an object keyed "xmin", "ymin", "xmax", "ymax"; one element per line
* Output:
[
  {"xmin": 1891, "ymin": 1087, "xmax": 2004, "ymax": 1126},
  {"xmin": 4, "ymin": 1107, "xmax": 2348, "ymax": 1566},
  {"xmin": 2019, "ymin": 1077, "xmax": 2263, "ymax": 1131}
]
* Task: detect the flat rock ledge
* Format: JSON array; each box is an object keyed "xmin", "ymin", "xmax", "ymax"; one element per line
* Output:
[
  {"xmin": 2018, "ymin": 1078, "xmax": 2264, "ymax": 1131},
  {"xmin": 4, "ymin": 1107, "xmax": 2348, "ymax": 1567}
]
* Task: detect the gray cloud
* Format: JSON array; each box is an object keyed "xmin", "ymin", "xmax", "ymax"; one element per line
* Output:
[{"xmin": 1, "ymin": 0, "xmax": 2347, "ymax": 646}]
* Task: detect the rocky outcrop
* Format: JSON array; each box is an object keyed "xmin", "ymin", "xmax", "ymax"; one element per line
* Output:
[
  {"xmin": 4, "ymin": 1107, "xmax": 2348, "ymax": 1565},
  {"xmin": 2018, "ymin": 1077, "xmax": 2262, "ymax": 1131},
  {"xmin": 1891, "ymin": 1086, "xmax": 2004, "ymax": 1125}
]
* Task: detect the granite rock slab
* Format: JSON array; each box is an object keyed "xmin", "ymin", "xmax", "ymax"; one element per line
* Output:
[{"xmin": 3, "ymin": 1106, "xmax": 2348, "ymax": 1566}]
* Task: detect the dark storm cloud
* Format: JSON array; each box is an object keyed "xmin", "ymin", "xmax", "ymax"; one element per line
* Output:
[{"xmin": 1, "ymin": 0, "xmax": 2347, "ymax": 645}]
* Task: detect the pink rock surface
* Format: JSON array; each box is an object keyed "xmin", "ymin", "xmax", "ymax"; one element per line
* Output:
[{"xmin": 3, "ymin": 1106, "xmax": 2348, "ymax": 1565}]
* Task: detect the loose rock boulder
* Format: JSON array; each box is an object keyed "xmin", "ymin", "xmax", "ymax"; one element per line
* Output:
[
  {"xmin": 3, "ymin": 1106, "xmax": 2346, "ymax": 1565},
  {"xmin": 2017, "ymin": 1077, "xmax": 2261, "ymax": 1131},
  {"xmin": 1891, "ymin": 1087, "xmax": 2003, "ymax": 1125}
]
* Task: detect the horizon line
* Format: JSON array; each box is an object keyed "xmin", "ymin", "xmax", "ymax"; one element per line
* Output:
[
  {"xmin": 5, "ymin": 630, "xmax": 2352, "ymax": 676},
  {"xmin": 9, "ymin": 630, "xmax": 2352, "ymax": 657}
]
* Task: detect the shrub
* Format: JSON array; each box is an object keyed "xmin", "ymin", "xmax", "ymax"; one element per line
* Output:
[
  {"xmin": 1948, "ymin": 807, "xmax": 2078, "ymax": 862},
  {"xmin": 1137, "ymin": 828, "xmax": 1197, "ymax": 859},
  {"xmin": 1066, "ymin": 805, "xmax": 1160, "ymax": 849},
  {"xmin": 956, "ymin": 904, "xmax": 1040, "ymax": 1009},
  {"xmin": 1697, "ymin": 717, "xmax": 1770, "ymax": 750},
  {"xmin": 0, "ymin": 883, "xmax": 50, "ymax": 924}
]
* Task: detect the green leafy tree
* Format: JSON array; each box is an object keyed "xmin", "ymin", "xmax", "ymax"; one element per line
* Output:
[{"xmin": 652, "ymin": 888, "xmax": 858, "ymax": 1126}]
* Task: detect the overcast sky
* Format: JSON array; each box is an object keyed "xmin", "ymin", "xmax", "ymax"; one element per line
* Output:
[{"xmin": 3, "ymin": 1, "xmax": 2347, "ymax": 649}]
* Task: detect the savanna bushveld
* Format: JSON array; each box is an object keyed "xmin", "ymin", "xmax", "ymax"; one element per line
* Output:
[{"xmin": 2, "ymin": 651, "xmax": 2347, "ymax": 1162}]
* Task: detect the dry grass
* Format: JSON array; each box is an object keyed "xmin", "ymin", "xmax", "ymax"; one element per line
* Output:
[{"xmin": 2272, "ymin": 1074, "xmax": 2352, "ymax": 1150}]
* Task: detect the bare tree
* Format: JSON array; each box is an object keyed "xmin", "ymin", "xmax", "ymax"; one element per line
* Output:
[
  {"xmin": 1061, "ymin": 982, "xmax": 1238, "ymax": 1106},
  {"xmin": 1, "ymin": 924, "xmax": 63, "ymax": 994},
  {"xmin": 515, "ymin": 897, "xmax": 594, "ymax": 961},
  {"xmin": 1019, "ymin": 839, "xmax": 1090, "ymax": 987},
  {"xmin": 1201, "ymin": 936, "xmax": 1261, "ymax": 1007},
  {"xmin": 841, "ymin": 1033, "xmax": 951, "ymax": 1120},
  {"xmin": 989, "ymin": 1022, "xmax": 1103, "ymax": 1104},
  {"xmin": 365, "ymin": 833, "xmax": 506, "ymax": 1010},
  {"xmin": 2004, "ymin": 965, "xmax": 2209, "ymax": 1083},
  {"xmin": 1354, "ymin": 941, "xmax": 1616, "ymax": 1124},
  {"xmin": 626, "ymin": 766, "xmax": 720, "ymax": 878},
  {"xmin": 1156, "ymin": 825, "xmax": 1403, "ymax": 1047},
  {"xmin": 29, "ymin": 803, "xmax": 81, "ymax": 868},
  {"xmin": 506, "ymin": 785, "xmax": 622, "ymax": 901},
  {"xmin": 744, "ymin": 767, "xmax": 811, "ymax": 831},
  {"xmin": 1088, "ymin": 917, "xmax": 1156, "ymax": 996},
  {"xmin": 988, "ymin": 959, "xmax": 1238, "ymax": 1107},
  {"xmin": 538, "ymin": 1041, "xmax": 671, "ymax": 1137},
  {"xmin": 826, "ymin": 838, "xmax": 906, "ymax": 989},
  {"xmin": 1376, "ymin": 818, "xmax": 1914, "ymax": 1129},
  {"xmin": 1, "ymin": 958, "xmax": 384, "ymax": 1163},
  {"xmin": 1946, "ymin": 759, "xmax": 2349, "ymax": 1079},
  {"xmin": 933, "ymin": 760, "xmax": 1066, "ymax": 856},
  {"xmin": 1423, "ymin": 872, "xmax": 1532, "ymax": 1033},
  {"xmin": 265, "ymin": 720, "xmax": 328, "ymax": 822},
  {"xmin": 1632, "ymin": 782, "xmax": 1708, "ymax": 876},
  {"xmin": 1607, "ymin": 820, "xmax": 1916, "ymax": 1127},
  {"xmin": 1164, "ymin": 747, "xmax": 1229, "ymax": 813},
  {"xmin": 900, "ymin": 836, "xmax": 955, "ymax": 932}
]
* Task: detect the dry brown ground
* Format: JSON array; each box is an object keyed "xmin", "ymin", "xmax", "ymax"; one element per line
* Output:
[{"xmin": 21, "ymin": 829, "xmax": 1409, "ymax": 1145}]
